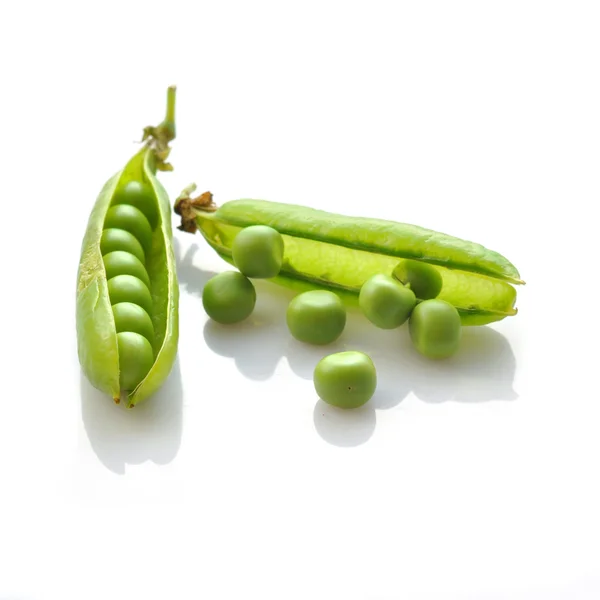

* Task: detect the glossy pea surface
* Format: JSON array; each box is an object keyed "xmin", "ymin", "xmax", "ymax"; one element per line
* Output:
[
  {"xmin": 393, "ymin": 259, "xmax": 443, "ymax": 300},
  {"xmin": 103, "ymin": 251, "xmax": 150, "ymax": 288},
  {"xmin": 100, "ymin": 228, "xmax": 146, "ymax": 263},
  {"xmin": 107, "ymin": 275, "xmax": 153, "ymax": 315},
  {"xmin": 231, "ymin": 225, "xmax": 284, "ymax": 279},
  {"xmin": 359, "ymin": 273, "xmax": 416, "ymax": 329},
  {"xmin": 202, "ymin": 271, "xmax": 256, "ymax": 324},
  {"xmin": 104, "ymin": 204, "xmax": 153, "ymax": 253},
  {"xmin": 286, "ymin": 290, "xmax": 346, "ymax": 345},
  {"xmin": 314, "ymin": 351, "xmax": 377, "ymax": 409},
  {"xmin": 409, "ymin": 299, "xmax": 462, "ymax": 359},
  {"xmin": 112, "ymin": 302, "xmax": 155, "ymax": 344},
  {"xmin": 112, "ymin": 181, "xmax": 159, "ymax": 229},
  {"xmin": 117, "ymin": 332, "xmax": 154, "ymax": 390}
]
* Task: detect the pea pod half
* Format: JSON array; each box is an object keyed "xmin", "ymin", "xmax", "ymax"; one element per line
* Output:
[
  {"xmin": 175, "ymin": 188, "xmax": 523, "ymax": 326},
  {"xmin": 77, "ymin": 87, "xmax": 179, "ymax": 407}
]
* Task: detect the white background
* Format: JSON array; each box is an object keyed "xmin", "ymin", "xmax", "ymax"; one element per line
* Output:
[{"xmin": 1, "ymin": 1, "xmax": 599, "ymax": 599}]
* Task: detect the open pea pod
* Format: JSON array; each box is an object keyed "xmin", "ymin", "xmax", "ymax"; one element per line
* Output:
[
  {"xmin": 77, "ymin": 87, "xmax": 179, "ymax": 407},
  {"xmin": 175, "ymin": 189, "xmax": 523, "ymax": 326}
]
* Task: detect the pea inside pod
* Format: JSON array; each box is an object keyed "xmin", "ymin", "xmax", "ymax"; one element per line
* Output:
[
  {"xmin": 76, "ymin": 87, "xmax": 179, "ymax": 407},
  {"xmin": 392, "ymin": 259, "xmax": 443, "ymax": 300},
  {"xmin": 117, "ymin": 332, "xmax": 155, "ymax": 391},
  {"xmin": 112, "ymin": 302, "xmax": 155, "ymax": 344},
  {"xmin": 100, "ymin": 228, "xmax": 146, "ymax": 263},
  {"xmin": 103, "ymin": 251, "xmax": 151, "ymax": 288},
  {"xmin": 107, "ymin": 274, "xmax": 153, "ymax": 316},
  {"xmin": 112, "ymin": 180, "xmax": 159, "ymax": 230},
  {"xmin": 104, "ymin": 204, "xmax": 153, "ymax": 254}
]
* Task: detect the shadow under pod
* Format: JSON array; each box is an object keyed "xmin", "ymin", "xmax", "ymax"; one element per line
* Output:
[{"xmin": 80, "ymin": 358, "xmax": 183, "ymax": 474}]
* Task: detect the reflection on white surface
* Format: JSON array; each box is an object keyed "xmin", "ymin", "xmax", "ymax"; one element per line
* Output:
[
  {"xmin": 173, "ymin": 238, "xmax": 218, "ymax": 299},
  {"xmin": 80, "ymin": 359, "xmax": 183, "ymax": 474},
  {"xmin": 313, "ymin": 400, "xmax": 376, "ymax": 446},
  {"xmin": 203, "ymin": 315, "xmax": 286, "ymax": 381}
]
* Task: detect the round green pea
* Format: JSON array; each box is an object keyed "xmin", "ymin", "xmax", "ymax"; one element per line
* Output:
[
  {"xmin": 359, "ymin": 273, "xmax": 416, "ymax": 329},
  {"xmin": 409, "ymin": 299, "xmax": 462, "ymax": 359},
  {"xmin": 112, "ymin": 180, "xmax": 159, "ymax": 229},
  {"xmin": 104, "ymin": 204, "xmax": 153, "ymax": 253},
  {"xmin": 100, "ymin": 228, "xmax": 146, "ymax": 264},
  {"xmin": 103, "ymin": 251, "xmax": 151, "ymax": 288},
  {"xmin": 392, "ymin": 259, "xmax": 443, "ymax": 300},
  {"xmin": 314, "ymin": 351, "xmax": 377, "ymax": 409},
  {"xmin": 231, "ymin": 225, "xmax": 284, "ymax": 279},
  {"xmin": 202, "ymin": 271, "xmax": 256, "ymax": 324},
  {"xmin": 117, "ymin": 331, "xmax": 154, "ymax": 391},
  {"xmin": 286, "ymin": 290, "xmax": 346, "ymax": 345},
  {"xmin": 112, "ymin": 302, "xmax": 155, "ymax": 344},
  {"xmin": 108, "ymin": 275, "xmax": 153, "ymax": 315}
]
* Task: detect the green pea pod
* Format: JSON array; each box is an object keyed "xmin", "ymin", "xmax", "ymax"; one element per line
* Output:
[
  {"xmin": 77, "ymin": 87, "xmax": 179, "ymax": 407},
  {"xmin": 175, "ymin": 188, "xmax": 523, "ymax": 326}
]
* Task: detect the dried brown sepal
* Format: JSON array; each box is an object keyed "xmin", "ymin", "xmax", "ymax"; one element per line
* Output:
[{"xmin": 174, "ymin": 184, "xmax": 217, "ymax": 233}]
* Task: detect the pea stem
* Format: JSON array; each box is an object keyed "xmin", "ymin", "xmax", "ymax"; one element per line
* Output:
[
  {"xmin": 142, "ymin": 86, "xmax": 177, "ymax": 171},
  {"xmin": 162, "ymin": 85, "xmax": 177, "ymax": 142}
]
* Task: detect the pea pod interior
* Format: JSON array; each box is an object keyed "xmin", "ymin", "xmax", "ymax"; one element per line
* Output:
[
  {"xmin": 76, "ymin": 147, "xmax": 178, "ymax": 405},
  {"xmin": 193, "ymin": 199, "xmax": 521, "ymax": 326}
]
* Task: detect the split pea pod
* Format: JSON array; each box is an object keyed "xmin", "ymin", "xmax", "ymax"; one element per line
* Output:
[
  {"xmin": 76, "ymin": 87, "xmax": 179, "ymax": 407},
  {"xmin": 175, "ymin": 188, "xmax": 523, "ymax": 326}
]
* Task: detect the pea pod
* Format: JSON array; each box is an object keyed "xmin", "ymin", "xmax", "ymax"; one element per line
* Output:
[
  {"xmin": 76, "ymin": 87, "xmax": 179, "ymax": 407},
  {"xmin": 175, "ymin": 188, "xmax": 523, "ymax": 325}
]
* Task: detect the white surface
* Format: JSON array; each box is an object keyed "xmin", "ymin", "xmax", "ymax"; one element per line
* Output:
[{"xmin": 1, "ymin": 1, "xmax": 599, "ymax": 599}]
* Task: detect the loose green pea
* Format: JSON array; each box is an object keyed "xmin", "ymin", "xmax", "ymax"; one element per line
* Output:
[
  {"xmin": 409, "ymin": 299, "xmax": 462, "ymax": 359},
  {"xmin": 202, "ymin": 271, "xmax": 256, "ymax": 324},
  {"xmin": 359, "ymin": 273, "xmax": 416, "ymax": 329},
  {"xmin": 100, "ymin": 228, "xmax": 146, "ymax": 263},
  {"xmin": 117, "ymin": 331, "xmax": 154, "ymax": 391},
  {"xmin": 392, "ymin": 259, "xmax": 443, "ymax": 300},
  {"xmin": 104, "ymin": 204, "xmax": 153, "ymax": 253},
  {"xmin": 231, "ymin": 225, "xmax": 284, "ymax": 279},
  {"xmin": 103, "ymin": 251, "xmax": 151, "ymax": 288},
  {"xmin": 286, "ymin": 290, "xmax": 346, "ymax": 345},
  {"xmin": 107, "ymin": 275, "xmax": 153, "ymax": 315},
  {"xmin": 112, "ymin": 302, "xmax": 155, "ymax": 344},
  {"xmin": 314, "ymin": 351, "xmax": 377, "ymax": 409},
  {"xmin": 112, "ymin": 181, "xmax": 159, "ymax": 230}
]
